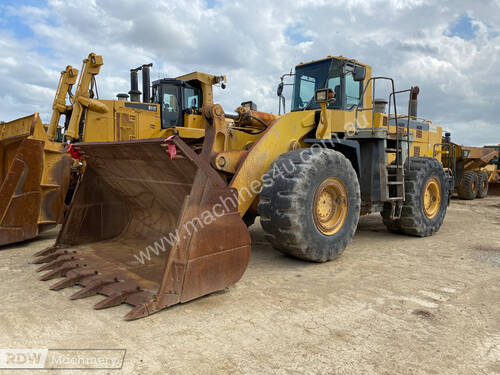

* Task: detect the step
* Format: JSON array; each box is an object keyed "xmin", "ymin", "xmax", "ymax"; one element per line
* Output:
[
  {"xmin": 385, "ymin": 148, "xmax": 402, "ymax": 153},
  {"xmin": 387, "ymin": 181, "xmax": 404, "ymax": 185}
]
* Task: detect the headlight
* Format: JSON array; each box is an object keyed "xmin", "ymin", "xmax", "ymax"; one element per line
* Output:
[
  {"xmin": 315, "ymin": 88, "xmax": 335, "ymax": 104},
  {"xmin": 315, "ymin": 90, "xmax": 327, "ymax": 102}
]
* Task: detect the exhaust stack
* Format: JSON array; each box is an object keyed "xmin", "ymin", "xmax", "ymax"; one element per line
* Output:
[
  {"xmin": 142, "ymin": 63, "xmax": 152, "ymax": 103},
  {"xmin": 128, "ymin": 68, "xmax": 141, "ymax": 102},
  {"xmin": 409, "ymin": 86, "xmax": 419, "ymax": 118}
]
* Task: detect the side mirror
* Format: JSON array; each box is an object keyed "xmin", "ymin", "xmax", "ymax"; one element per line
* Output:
[
  {"xmin": 277, "ymin": 82, "xmax": 284, "ymax": 97},
  {"xmin": 353, "ymin": 66, "xmax": 366, "ymax": 82}
]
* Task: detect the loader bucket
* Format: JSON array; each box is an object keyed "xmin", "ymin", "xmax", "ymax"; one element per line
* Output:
[
  {"xmin": 0, "ymin": 114, "xmax": 72, "ymax": 246},
  {"xmin": 33, "ymin": 137, "xmax": 251, "ymax": 320}
]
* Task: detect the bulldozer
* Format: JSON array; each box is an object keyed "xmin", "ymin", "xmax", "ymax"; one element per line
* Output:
[
  {"xmin": 0, "ymin": 52, "xmax": 227, "ymax": 246},
  {"xmin": 33, "ymin": 56, "xmax": 453, "ymax": 320},
  {"xmin": 0, "ymin": 63, "xmax": 79, "ymax": 246}
]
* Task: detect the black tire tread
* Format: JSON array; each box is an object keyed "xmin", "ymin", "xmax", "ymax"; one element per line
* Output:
[
  {"xmin": 457, "ymin": 170, "xmax": 479, "ymax": 200},
  {"xmin": 258, "ymin": 148, "xmax": 360, "ymax": 262},
  {"xmin": 477, "ymin": 171, "xmax": 489, "ymax": 199},
  {"xmin": 382, "ymin": 157, "xmax": 449, "ymax": 237}
]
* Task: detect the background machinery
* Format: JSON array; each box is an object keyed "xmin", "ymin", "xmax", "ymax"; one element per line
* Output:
[
  {"xmin": 0, "ymin": 64, "xmax": 79, "ymax": 246},
  {"xmin": 0, "ymin": 53, "xmax": 226, "ymax": 246},
  {"xmin": 33, "ymin": 56, "xmax": 453, "ymax": 320},
  {"xmin": 437, "ymin": 141, "xmax": 498, "ymax": 199},
  {"xmin": 485, "ymin": 145, "xmax": 500, "ymax": 182}
]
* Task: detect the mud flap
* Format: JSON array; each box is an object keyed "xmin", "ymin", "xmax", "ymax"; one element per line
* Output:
[{"xmin": 33, "ymin": 137, "xmax": 251, "ymax": 320}]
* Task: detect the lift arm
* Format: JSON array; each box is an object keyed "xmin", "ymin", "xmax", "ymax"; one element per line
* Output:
[
  {"xmin": 47, "ymin": 65, "xmax": 78, "ymax": 141},
  {"xmin": 65, "ymin": 53, "xmax": 104, "ymax": 141}
]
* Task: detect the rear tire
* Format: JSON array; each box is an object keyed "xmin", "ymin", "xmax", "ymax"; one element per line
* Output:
[
  {"xmin": 258, "ymin": 148, "xmax": 361, "ymax": 262},
  {"xmin": 477, "ymin": 171, "xmax": 489, "ymax": 199},
  {"xmin": 382, "ymin": 157, "xmax": 449, "ymax": 237},
  {"xmin": 457, "ymin": 170, "xmax": 479, "ymax": 199}
]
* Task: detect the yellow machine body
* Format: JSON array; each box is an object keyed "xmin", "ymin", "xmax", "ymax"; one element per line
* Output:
[
  {"xmin": 1, "ymin": 53, "xmax": 224, "ymax": 246},
  {"xmin": 34, "ymin": 55, "xmax": 453, "ymax": 320},
  {"xmin": 0, "ymin": 114, "xmax": 73, "ymax": 245}
]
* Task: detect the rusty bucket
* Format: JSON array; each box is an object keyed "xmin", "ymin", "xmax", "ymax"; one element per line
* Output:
[
  {"xmin": 0, "ymin": 114, "xmax": 72, "ymax": 246},
  {"xmin": 33, "ymin": 137, "xmax": 251, "ymax": 320}
]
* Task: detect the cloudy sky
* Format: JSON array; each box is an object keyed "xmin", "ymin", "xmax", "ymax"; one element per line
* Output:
[{"xmin": 0, "ymin": 0, "xmax": 498, "ymax": 145}]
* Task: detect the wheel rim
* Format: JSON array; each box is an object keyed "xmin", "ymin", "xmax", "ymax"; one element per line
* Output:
[
  {"xmin": 313, "ymin": 177, "xmax": 348, "ymax": 235},
  {"xmin": 482, "ymin": 180, "xmax": 487, "ymax": 190},
  {"xmin": 423, "ymin": 177, "xmax": 441, "ymax": 219},
  {"xmin": 472, "ymin": 180, "xmax": 477, "ymax": 192}
]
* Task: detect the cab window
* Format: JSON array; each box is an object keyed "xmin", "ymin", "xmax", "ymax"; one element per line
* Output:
[
  {"xmin": 296, "ymin": 75, "xmax": 316, "ymax": 109},
  {"xmin": 184, "ymin": 87, "xmax": 201, "ymax": 110},
  {"xmin": 345, "ymin": 73, "xmax": 361, "ymax": 108},
  {"xmin": 327, "ymin": 77, "xmax": 341, "ymax": 108},
  {"xmin": 161, "ymin": 86, "xmax": 180, "ymax": 128}
]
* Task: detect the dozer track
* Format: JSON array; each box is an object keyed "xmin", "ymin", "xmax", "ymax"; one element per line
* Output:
[{"xmin": 33, "ymin": 132, "xmax": 250, "ymax": 320}]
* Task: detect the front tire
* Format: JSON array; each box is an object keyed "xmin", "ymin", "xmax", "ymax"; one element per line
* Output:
[{"xmin": 258, "ymin": 148, "xmax": 361, "ymax": 262}]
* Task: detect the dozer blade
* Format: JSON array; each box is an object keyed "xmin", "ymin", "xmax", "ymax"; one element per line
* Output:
[
  {"xmin": 33, "ymin": 137, "xmax": 251, "ymax": 320},
  {"xmin": 0, "ymin": 114, "xmax": 73, "ymax": 246}
]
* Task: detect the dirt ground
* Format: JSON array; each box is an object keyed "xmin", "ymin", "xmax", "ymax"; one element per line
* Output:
[{"xmin": 0, "ymin": 195, "xmax": 499, "ymax": 374}]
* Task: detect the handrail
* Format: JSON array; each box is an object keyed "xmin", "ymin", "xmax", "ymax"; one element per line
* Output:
[
  {"xmin": 355, "ymin": 76, "xmax": 396, "ymax": 134},
  {"xmin": 433, "ymin": 142, "xmax": 456, "ymax": 175}
]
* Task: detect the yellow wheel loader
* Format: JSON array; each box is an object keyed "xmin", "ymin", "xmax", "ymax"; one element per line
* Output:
[
  {"xmin": 33, "ymin": 56, "xmax": 453, "ymax": 320},
  {"xmin": 0, "ymin": 52, "xmax": 226, "ymax": 246}
]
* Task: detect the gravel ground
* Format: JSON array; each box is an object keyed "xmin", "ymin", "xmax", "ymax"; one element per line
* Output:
[{"xmin": 0, "ymin": 195, "xmax": 499, "ymax": 374}]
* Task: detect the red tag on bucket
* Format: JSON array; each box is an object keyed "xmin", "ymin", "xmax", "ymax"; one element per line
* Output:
[
  {"xmin": 68, "ymin": 144, "xmax": 82, "ymax": 161},
  {"xmin": 164, "ymin": 136, "xmax": 177, "ymax": 160}
]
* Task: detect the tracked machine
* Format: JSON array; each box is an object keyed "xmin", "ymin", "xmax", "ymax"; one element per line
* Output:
[
  {"xmin": 0, "ymin": 52, "xmax": 226, "ymax": 246},
  {"xmin": 0, "ymin": 64, "xmax": 80, "ymax": 246},
  {"xmin": 34, "ymin": 56, "xmax": 453, "ymax": 320}
]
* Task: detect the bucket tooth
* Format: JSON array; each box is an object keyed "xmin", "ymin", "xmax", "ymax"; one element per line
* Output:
[
  {"xmin": 94, "ymin": 286, "xmax": 142, "ymax": 310},
  {"xmin": 69, "ymin": 277, "xmax": 118, "ymax": 300},
  {"xmin": 34, "ymin": 132, "xmax": 251, "ymax": 320},
  {"xmin": 124, "ymin": 304, "xmax": 150, "ymax": 321},
  {"xmin": 36, "ymin": 254, "xmax": 77, "ymax": 272},
  {"xmin": 49, "ymin": 269, "xmax": 97, "ymax": 290},
  {"xmin": 33, "ymin": 245, "xmax": 61, "ymax": 258},
  {"xmin": 32, "ymin": 250, "xmax": 67, "ymax": 264},
  {"xmin": 39, "ymin": 261, "xmax": 80, "ymax": 281}
]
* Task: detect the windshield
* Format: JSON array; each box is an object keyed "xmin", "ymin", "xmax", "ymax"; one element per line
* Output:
[{"xmin": 291, "ymin": 59, "xmax": 343, "ymax": 111}]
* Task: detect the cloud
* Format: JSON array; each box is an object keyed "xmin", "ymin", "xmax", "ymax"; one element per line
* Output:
[{"xmin": 0, "ymin": 0, "xmax": 498, "ymax": 145}]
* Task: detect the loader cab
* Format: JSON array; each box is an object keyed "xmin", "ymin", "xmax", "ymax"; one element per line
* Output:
[
  {"xmin": 291, "ymin": 57, "xmax": 366, "ymax": 112},
  {"xmin": 152, "ymin": 79, "xmax": 202, "ymax": 129}
]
